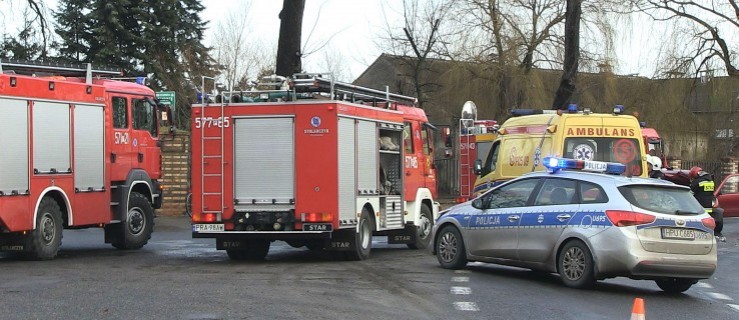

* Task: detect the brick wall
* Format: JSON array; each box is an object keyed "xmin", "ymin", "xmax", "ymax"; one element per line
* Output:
[{"xmin": 159, "ymin": 133, "xmax": 190, "ymax": 216}]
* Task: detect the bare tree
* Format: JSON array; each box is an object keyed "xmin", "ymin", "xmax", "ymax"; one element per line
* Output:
[
  {"xmin": 212, "ymin": 3, "xmax": 274, "ymax": 91},
  {"xmin": 552, "ymin": 0, "xmax": 582, "ymax": 110},
  {"xmin": 625, "ymin": 0, "xmax": 739, "ymax": 78},
  {"xmin": 276, "ymin": 0, "xmax": 305, "ymax": 76}
]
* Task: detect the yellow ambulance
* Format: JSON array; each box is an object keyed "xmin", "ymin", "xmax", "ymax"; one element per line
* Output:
[{"xmin": 473, "ymin": 106, "xmax": 647, "ymax": 195}]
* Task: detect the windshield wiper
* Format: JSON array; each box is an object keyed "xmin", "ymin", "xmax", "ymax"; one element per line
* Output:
[{"xmin": 674, "ymin": 210, "xmax": 701, "ymax": 216}]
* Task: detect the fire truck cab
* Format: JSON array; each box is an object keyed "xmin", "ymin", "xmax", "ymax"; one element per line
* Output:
[
  {"xmin": 0, "ymin": 61, "xmax": 165, "ymax": 260},
  {"xmin": 190, "ymin": 74, "xmax": 439, "ymax": 260}
]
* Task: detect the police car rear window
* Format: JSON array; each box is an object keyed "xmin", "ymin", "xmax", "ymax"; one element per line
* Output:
[{"xmin": 618, "ymin": 185, "xmax": 704, "ymax": 215}]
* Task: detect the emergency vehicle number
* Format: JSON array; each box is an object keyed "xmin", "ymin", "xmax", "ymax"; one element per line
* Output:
[
  {"xmin": 194, "ymin": 116, "xmax": 231, "ymax": 129},
  {"xmin": 193, "ymin": 224, "xmax": 225, "ymax": 232}
]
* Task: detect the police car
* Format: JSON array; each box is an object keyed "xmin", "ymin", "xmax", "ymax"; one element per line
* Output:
[{"xmin": 431, "ymin": 157, "xmax": 717, "ymax": 293}]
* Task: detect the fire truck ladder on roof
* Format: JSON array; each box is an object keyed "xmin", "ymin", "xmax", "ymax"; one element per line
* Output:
[
  {"xmin": 0, "ymin": 60, "xmax": 123, "ymax": 84},
  {"xmin": 458, "ymin": 119, "xmax": 473, "ymax": 201},
  {"xmin": 200, "ymin": 76, "xmax": 226, "ymax": 218},
  {"xmin": 290, "ymin": 73, "xmax": 418, "ymax": 106}
]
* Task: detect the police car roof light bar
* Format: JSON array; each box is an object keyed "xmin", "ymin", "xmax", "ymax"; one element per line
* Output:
[{"xmin": 542, "ymin": 157, "xmax": 626, "ymax": 175}]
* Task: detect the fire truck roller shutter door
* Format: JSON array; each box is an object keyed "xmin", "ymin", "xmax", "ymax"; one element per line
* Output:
[
  {"xmin": 233, "ymin": 117, "xmax": 295, "ymax": 206},
  {"xmin": 338, "ymin": 118, "xmax": 357, "ymax": 222},
  {"xmin": 73, "ymin": 104, "xmax": 106, "ymax": 190},
  {"xmin": 0, "ymin": 98, "xmax": 29, "ymax": 194},
  {"xmin": 33, "ymin": 101, "xmax": 71, "ymax": 174},
  {"xmin": 357, "ymin": 120, "xmax": 378, "ymax": 195}
]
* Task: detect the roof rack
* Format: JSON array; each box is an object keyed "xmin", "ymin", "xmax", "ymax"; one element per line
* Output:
[
  {"xmin": 291, "ymin": 73, "xmax": 417, "ymax": 106},
  {"xmin": 0, "ymin": 60, "xmax": 123, "ymax": 84}
]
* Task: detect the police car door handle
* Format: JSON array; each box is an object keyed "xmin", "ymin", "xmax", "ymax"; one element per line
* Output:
[
  {"xmin": 556, "ymin": 214, "xmax": 571, "ymax": 221},
  {"xmin": 507, "ymin": 215, "xmax": 520, "ymax": 222}
]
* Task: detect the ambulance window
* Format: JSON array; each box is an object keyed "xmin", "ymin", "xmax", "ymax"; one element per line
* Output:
[
  {"xmin": 403, "ymin": 122, "xmax": 414, "ymax": 153},
  {"xmin": 481, "ymin": 141, "xmax": 500, "ymax": 176},
  {"xmin": 112, "ymin": 97, "xmax": 128, "ymax": 129},
  {"xmin": 133, "ymin": 98, "xmax": 157, "ymax": 137}
]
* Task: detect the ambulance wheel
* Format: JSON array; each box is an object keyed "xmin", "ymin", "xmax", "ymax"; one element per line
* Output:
[
  {"xmin": 408, "ymin": 204, "xmax": 433, "ymax": 250},
  {"xmin": 558, "ymin": 240, "xmax": 595, "ymax": 289},
  {"xmin": 25, "ymin": 197, "xmax": 64, "ymax": 260},
  {"xmin": 655, "ymin": 278, "xmax": 696, "ymax": 293},
  {"xmin": 226, "ymin": 240, "xmax": 270, "ymax": 260},
  {"xmin": 345, "ymin": 209, "xmax": 373, "ymax": 261},
  {"xmin": 111, "ymin": 192, "xmax": 154, "ymax": 250},
  {"xmin": 435, "ymin": 225, "xmax": 467, "ymax": 269}
]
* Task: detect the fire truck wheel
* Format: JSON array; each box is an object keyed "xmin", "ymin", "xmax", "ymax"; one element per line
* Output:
[
  {"xmin": 24, "ymin": 197, "xmax": 64, "ymax": 260},
  {"xmin": 226, "ymin": 240, "xmax": 270, "ymax": 260},
  {"xmin": 112, "ymin": 192, "xmax": 154, "ymax": 250},
  {"xmin": 407, "ymin": 204, "xmax": 433, "ymax": 250},
  {"xmin": 345, "ymin": 209, "xmax": 373, "ymax": 261}
]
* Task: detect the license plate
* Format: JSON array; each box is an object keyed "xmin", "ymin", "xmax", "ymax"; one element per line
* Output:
[
  {"xmin": 584, "ymin": 161, "xmax": 607, "ymax": 172},
  {"xmin": 661, "ymin": 227, "xmax": 695, "ymax": 240},
  {"xmin": 193, "ymin": 224, "xmax": 225, "ymax": 232},
  {"xmin": 303, "ymin": 223, "xmax": 332, "ymax": 231}
]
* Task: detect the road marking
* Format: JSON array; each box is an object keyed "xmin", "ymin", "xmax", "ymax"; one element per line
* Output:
[
  {"xmin": 695, "ymin": 282, "xmax": 714, "ymax": 289},
  {"xmin": 706, "ymin": 292, "xmax": 734, "ymax": 301},
  {"xmin": 450, "ymin": 287, "xmax": 471, "ymax": 295},
  {"xmin": 728, "ymin": 304, "xmax": 739, "ymax": 312},
  {"xmin": 452, "ymin": 276, "xmax": 469, "ymax": 282},
  {"xmin": 454, "ymin": 270, "xmax": 470, "ymax": 274},
  {"xmin": 453, "ymin": 302, "xmax": 479, "ymax": 311}
]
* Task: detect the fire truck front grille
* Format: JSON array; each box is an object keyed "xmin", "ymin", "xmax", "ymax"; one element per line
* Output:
[{"xmin": 233, "ymin": 211, "xmax": 295, "ymax": 231}]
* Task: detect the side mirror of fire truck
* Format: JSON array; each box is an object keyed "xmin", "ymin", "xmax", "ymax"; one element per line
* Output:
[{"xmin": 474, "ymin": 159, "xmax": 483, "ymax": 175}]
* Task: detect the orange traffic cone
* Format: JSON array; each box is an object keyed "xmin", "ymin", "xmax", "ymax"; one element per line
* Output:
[{"xmin": 630, "ymin": 298, "xmax": 645, "ymax": 320}]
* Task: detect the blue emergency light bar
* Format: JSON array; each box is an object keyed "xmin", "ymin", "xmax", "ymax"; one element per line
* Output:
[{"xmin": 542, "ymin": 157, "xmax": 626, "ymax": 175}]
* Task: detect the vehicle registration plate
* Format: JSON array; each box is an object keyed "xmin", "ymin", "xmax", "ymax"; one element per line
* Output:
[
  {"xmin": 584, "ymin": 161, "xmax": 607, "ymax": 172},
  {"xmin": 193, "ymin": 224, "xmax": 225, "ymax": 232},
  {"xmin": 661, "ymin": 227, "xmax": 695, "ymax": 240},
  {"xmin": 303, "ymin": 223, "xmax": 332, "ymax": 231}
]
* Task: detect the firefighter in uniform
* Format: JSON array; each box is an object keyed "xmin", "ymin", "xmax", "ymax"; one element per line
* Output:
[{"xmin": 689, "ymin": 167, "xmax": 725, "ymax": 242}]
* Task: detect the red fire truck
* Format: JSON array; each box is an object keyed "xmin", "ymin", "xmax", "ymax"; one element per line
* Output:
[
  {"xmin": 0, "ymin": 61, "xmax": 166, "ymax": 260},
  {"xmin": 191, "ymin": 74, "xmax": 439, "ymax": 260},
  {"xmin": 456, "ymin": 101, "xmax": 498, "ymax": 203}
]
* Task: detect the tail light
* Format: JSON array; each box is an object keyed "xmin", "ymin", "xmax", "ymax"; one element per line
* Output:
[
  {"xmin": 701, "ymin": 217, "xmax": 716, "ymax": 230},
  {"xmin": 605, "ymin": 210, "xmax": 656, "ymax": 227},
  {"xmin": 303, "ymin": 212, "xmax": 333, "ymax": 223},
  {"xmin": 192, "ymin": 213, "xmax": 217, "ymax": 223}
]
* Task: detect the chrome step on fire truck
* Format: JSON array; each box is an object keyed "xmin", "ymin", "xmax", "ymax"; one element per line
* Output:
[
  {"xmin": 191, "ymin": 74, "xmax": 440, "ymax": 260},
  {"xmin": 0, "ymin": 60, "xmax": 168, "ymax": 260}
]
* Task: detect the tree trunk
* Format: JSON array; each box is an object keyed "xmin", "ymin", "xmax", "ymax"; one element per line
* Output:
[
  {"xmin": 275, "ymin": 0, "xmax": 305, "ymax": 77},
  {"xmin": 551, "ymin": 0, "xmax": 581, "ymax": 110}
]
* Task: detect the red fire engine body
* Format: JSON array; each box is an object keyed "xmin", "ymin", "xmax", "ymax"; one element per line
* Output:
[
  {"xmin": 0, "ymin": 61, "xmax": 165, "ymax": 260},
  {"xmin": 191, "ymin": 75, "xmax": 439, "ymax": 260}
]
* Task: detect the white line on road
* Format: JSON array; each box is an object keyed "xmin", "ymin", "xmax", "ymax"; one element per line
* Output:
[
  {"xmin": 706, "ymin": 292, "xmax": 734, "ymax": 301},
  {"xmin": 454, "ymin": 270, "xmax": 471, "ymax": 274},
  {"xmin": 453, "ymin": 302, "xmax": 479, "ymax": 311},
  {"xmin": 728, "ymin": 304, "xmax": 739, "ymax": 312},
  {"xmin": 695, "ymin": 282, "xmax": 714, "ymax": 289},
  {"xmin": 450, "ymin": 287, "xmax": 472, "ymax": 295},
  {"xmin": 452, "ymin": 276, "xmax": 469, "ymax": 282}
]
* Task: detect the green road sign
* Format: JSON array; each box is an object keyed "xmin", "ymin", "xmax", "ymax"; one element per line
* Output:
[{"xmin": 156, "ymin": 91, "xmax": 176, "ymax": 123}]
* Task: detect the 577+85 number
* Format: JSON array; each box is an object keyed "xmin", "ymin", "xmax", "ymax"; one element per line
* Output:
[{"xmin": 194, "ymin": 116, "xmax": 230, "ymax": 129}]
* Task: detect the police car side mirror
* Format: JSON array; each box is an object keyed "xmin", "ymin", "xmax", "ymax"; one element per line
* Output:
[
  {"xmin": 474, "ymin": 159, "xmax": 483, "ymax": 175},
  {"xmin": 471, "ymin": 198, "xmax": 484, "ymax": 209}
]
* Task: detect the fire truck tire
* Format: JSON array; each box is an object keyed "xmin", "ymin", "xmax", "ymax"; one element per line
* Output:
[
  {"xmin": 111, "ymin": 192, "xmax": 154, "ymax": 250},
  {"xmin": 345, "ymin": 209, "xmax": 373, "ymax": 261},
  {"xmin": 407, "ymin": 204, "xmax": 433, "ymax": 250},
  {"xmin": 226, "ymin": 240, "xmax": 270, "ymax": 260},
  {"xmin": 24, "ymin": 197, "xmax": 64, "ymax": 260}
]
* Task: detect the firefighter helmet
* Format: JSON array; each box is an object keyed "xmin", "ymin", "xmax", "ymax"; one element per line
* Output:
[{"xmin": 689, "ymin": 166, "xmax": 702, "ymax": 179}]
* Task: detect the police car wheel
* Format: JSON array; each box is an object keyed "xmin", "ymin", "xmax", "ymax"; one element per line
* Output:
[
  {"xmin": 558, "ymin": 240, "xmax": 595, "ymax": 289},
  {"xmin": 436, "ymin": 225, "xmax": 467, "ymax": 269},
  {"xmin": 24, "ymin": 197, "xmax": 64, "ymax": 260},
  {"xmin": 408, "ymin": 204, "xmax": 433, "ymax": 250},
  {"xmin": 655, "ymin": 278, "xmax": 696, "ymax": 293}
]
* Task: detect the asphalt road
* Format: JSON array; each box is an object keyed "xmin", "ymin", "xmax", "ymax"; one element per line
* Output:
[{"xmin": 1, "ymin": 217, "xmax": 738, "ymax": 320}]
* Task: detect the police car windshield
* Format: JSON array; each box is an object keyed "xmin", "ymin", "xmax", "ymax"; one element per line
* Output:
[{"xmin": 618, "ymin": 185, "xmax": 704, "ymax": 215}]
